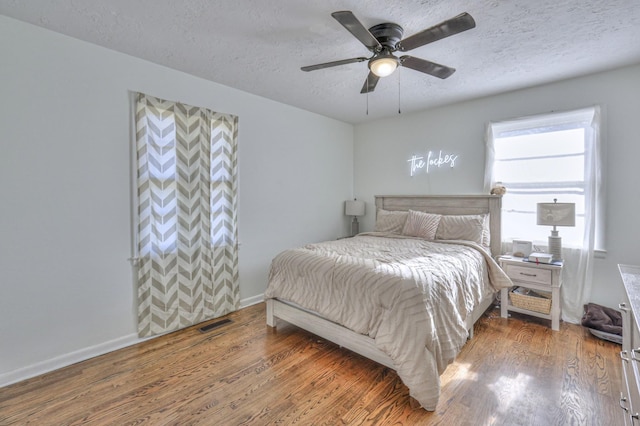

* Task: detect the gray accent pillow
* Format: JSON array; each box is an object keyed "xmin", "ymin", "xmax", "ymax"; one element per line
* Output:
[
  {"xmin": 436, "ymin": 214, "xmax": 490, "ymax": 246},
  {"xmin": 375, "ymin": 209, "xmax": 409, "ymax": 233},
  {"xmin": 401, "ymin": 210, "xmax": 441, "ymax": 240}
]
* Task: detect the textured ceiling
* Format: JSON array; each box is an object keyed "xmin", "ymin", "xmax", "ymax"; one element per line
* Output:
[{"xmin": 1, "ymin": 0, "xmax": 639, "ymax": 124}]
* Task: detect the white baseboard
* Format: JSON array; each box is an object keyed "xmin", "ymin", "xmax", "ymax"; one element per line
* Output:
[
  {"xmin": 0, "ymin": 332, "xmax": 148, "ymax": 388},
  {"xmin": 0, "ymin": 294, "xmax": 266, "ymax": 388},
  {"xmin": 239, "ymin": 293, "xmax": 264, "ymax": 308}
]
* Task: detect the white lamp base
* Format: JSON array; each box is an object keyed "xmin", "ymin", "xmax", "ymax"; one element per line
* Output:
[
  {"xmin": 548, "ymin": 230, "xmax": 562, "ymax": 261},
  {"xmin": 351, "ymin": 217, "xmax": 359, "ymax": 236}
]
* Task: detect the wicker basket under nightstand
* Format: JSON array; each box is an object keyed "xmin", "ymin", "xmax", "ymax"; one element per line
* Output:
[{"xmin": 509, "ymin": 286, "xmax": 552, "ymax": 315}]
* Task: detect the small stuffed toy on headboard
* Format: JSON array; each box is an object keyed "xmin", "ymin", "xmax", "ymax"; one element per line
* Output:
[{"xmin": 490, "ymin": 183, "xmax": 506, "ymax": 195}]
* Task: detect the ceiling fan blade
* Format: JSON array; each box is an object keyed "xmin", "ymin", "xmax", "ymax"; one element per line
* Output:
[
  {"xmin": 301, "ymin": 57, "xmax": 368, "ymax": 72},
  {"xmin": 360, "ymin": 72, "xmax": 380, "ymax": 94},
  {"xmin": 397, "ymin": 12, "xmax": 476, "ymax": 52},
  {"xmin": 400, "ymin": 56, "xmax": 456, "ymax": 79},
  {"xmin": 332, "ymin": 11, "xmax": 382, "ymax": 51}
]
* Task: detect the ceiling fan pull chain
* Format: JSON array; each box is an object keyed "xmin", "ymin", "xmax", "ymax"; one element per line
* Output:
[
  {"xmin": 366, "ymin": 74, "xmax": 369, "ymax": 115},
  {"xmin": 398, "ymin": 67, "xmax": 401, "ymax": 115}
]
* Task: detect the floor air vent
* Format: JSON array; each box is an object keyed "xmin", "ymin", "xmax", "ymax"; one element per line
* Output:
[{"xmin": 199, "ymin": 318, "xmax": 232, "ymax": 333}]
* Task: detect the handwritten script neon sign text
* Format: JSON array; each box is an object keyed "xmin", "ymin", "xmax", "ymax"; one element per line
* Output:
[{"xmin": 408, "ymin": 151, "xmax": 459, "ymax": 176}]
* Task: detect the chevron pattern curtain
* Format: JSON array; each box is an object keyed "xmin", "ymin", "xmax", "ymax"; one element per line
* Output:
[{"xmin": 134, "ymin": 93, "xmax": 239, "ymax": 337}]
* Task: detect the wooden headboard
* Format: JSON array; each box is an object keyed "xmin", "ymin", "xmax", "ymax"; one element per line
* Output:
[{"xmin": 374, "ymin": 194, "xmax": 503, "ymax": 258}]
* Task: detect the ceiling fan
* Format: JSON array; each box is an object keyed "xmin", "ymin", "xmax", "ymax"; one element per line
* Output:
[{"xmin": 302, "ymin": 11, "xmax": 476, "ymax": 93}]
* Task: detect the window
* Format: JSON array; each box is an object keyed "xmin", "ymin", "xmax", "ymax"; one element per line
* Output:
[{"xmin": 485, "ymin": 107, "xmax": 601, "ymax": 249}]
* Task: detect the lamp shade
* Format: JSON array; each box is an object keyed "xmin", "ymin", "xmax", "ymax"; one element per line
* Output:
[
  {"xmin": 537, "ymin": 202, "xmax": 575, "ymax": 227},
  {"xmin": 345, "ymin": 200, "xmax": 365, "ymax": 217}
]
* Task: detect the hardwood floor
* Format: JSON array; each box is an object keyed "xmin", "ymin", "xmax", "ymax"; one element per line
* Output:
[{"xmin": 0, "ymin": 303, "xmax": 623, "ymax": 425}]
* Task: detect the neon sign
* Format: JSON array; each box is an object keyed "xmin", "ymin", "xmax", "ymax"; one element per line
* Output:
[{"xmin": 408, "ymin": 150, "xmax": 459, "ymax": 176}]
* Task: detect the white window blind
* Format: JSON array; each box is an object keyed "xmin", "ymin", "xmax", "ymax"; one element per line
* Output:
[{"xmin": 486, "ymin": 107, "xmax": 600, "ymax": 249}]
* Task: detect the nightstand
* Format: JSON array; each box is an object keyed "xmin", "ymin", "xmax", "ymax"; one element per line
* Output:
[{"xmin": 499, "ymin": 256, "xmax": 563, "ymax": 331}]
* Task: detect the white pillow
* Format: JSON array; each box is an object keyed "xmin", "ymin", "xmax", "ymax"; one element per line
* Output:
[
  {"xmin": 375, "ymin": 209, "xmax": 409, "ymax": 233},
  {"xmin": 436, "ymin": 214, "xmax": 490, "ymax": 246},
  {"xmin": 401, "ymin": 210, "xmax": 441, "ymax": 240}
]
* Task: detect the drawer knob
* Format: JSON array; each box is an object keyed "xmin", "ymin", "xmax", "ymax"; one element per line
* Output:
[{"xmin": 520, "ymin": 272, "xmax": 538, "ymax": 277}]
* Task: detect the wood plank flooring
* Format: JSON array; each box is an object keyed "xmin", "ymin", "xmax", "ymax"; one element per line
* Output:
[{"xmin": 0, "ymin": 302, "xmax": 623, "ymax": 425}]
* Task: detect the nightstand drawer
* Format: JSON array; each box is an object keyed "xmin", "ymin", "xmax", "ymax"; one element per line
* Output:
[{"xmin": 504, "ymin": 264, "xmax": 552, "ymax": 286}]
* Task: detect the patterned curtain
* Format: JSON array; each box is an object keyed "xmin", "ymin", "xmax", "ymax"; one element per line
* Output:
[{"xmin": 134, "ymin": 93, "xmax": 239, "ymax": 337}]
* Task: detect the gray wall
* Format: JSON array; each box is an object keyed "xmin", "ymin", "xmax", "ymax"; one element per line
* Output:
[{"xmin": 0, "ymin": 16, "xmax": 354, "ymax": 385}]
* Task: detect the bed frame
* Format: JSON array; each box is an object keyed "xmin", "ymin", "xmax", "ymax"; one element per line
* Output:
[{"xmin": 266, "ymin": 194, "xmax": 503, "ymax": 370}]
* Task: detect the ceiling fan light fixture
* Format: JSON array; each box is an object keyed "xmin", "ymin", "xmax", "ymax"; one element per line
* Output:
[{"xmin": 369, "ymin": 55, "xmax": 398, "ymax": 77}]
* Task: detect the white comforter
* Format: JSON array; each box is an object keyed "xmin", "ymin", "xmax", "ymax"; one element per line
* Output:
[{"xmin": 264, "ymin": 232, "xmax": 512, "ymax": 410}]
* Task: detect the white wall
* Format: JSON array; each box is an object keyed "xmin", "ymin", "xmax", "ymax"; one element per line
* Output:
[
  {"xmin": 0, "ymin": 16, "xmax": 354, "ymax": 385},
  {"xmin": 354, "ymin": 63, "xmax": 640, "ymax": 315}
]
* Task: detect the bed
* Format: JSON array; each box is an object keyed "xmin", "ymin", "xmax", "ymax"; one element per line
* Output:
[{"xmin": 264, "ymin": 195, "xmax": 512, "ymax": 410}]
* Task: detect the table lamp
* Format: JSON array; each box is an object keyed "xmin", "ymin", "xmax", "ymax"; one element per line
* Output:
[
  {"xmin": 537, "ymin": 199, "xmax": 575, "ymax": 261},
  {"xmin": 345, "ymin": 199, "xmax": 365, "ymax": 236}
]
